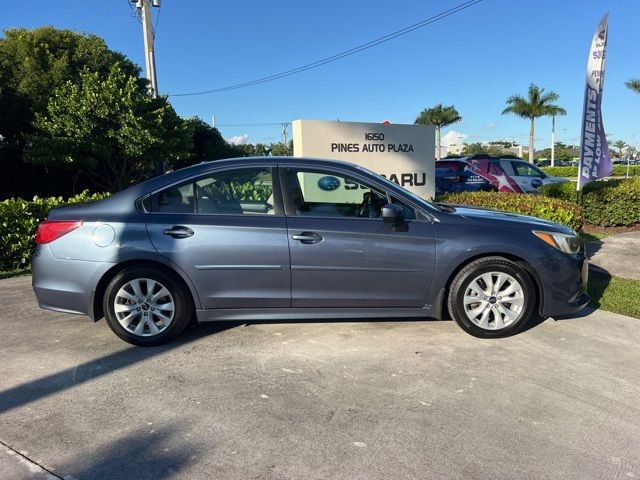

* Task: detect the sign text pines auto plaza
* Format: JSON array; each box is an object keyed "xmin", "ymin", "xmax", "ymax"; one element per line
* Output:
[{"xmin": 292, "ymin": 119, "xmax": 436, "ymax": 199}]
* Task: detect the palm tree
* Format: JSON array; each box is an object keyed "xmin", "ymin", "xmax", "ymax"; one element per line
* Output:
[
  {"xmin": 502, "ymin": 84, "xmax": 566, "ymax": 163},
  {"xmin": 626, "ymin": 79, "xmax": 640, "ymax": 94},
  {"xmin": 415, "ymin": 104, "xmax": 462, "ymax": 161},
  {"xmin": 613, "ymin": 140, "xmax": 628, "ymax": 158}
]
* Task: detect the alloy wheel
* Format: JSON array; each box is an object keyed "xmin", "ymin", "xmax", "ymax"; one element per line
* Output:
[
  {"xmin": 113, "ymin": 278, "xmax": 175, "ymax": 337},
  {"xmin": 463, "ymin": 272, "xmax": 525, "ymax": 330}
]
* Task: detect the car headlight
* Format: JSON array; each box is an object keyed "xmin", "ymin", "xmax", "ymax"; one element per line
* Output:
[{"xmin": 532, "ymin": 230, "xmax": 583, "ymax": 254}]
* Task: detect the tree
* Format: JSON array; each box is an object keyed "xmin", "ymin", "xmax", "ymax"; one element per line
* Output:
[
  {"xmin": 414, "ymin": 104, "xmax": 461, "ymax": 161},
  {"xmin": 462, "ymin": 143, "xmax": 503, "ymax": 157},
  {"xmin": 233, "ymin": 143, "xmax": 271, "ymax": 157},
  {"xmin": 502, "ymin": 84, "xmax": 566, "ymax": 163},
  {"xmin": 0, "ymin": 27, "xmax": 141, "ymax": 113},
  {"xmin": 27, "ymin": 65, "xmax": 190, "ymax": 191},
  {"xmin": 626, "ymin": 79, "xmax": 640, "ymax": 95},
  {"xmin": 534, "ymin": 146, "xmax": 573, "ymax": 162},
  {"xmin": 0, "ymin": 27, "xmax": 144, "ymax": 197},
  {"xmin": 612, "ymin": 140, "xmax": 628, "ymax": 158},
  {"xmin": 269, "ymin": 140, "xmax": 293, "ymax": 156},
  {"xmin": 173, "ymin": 117, "xmax": 238, "ymax": 170}
]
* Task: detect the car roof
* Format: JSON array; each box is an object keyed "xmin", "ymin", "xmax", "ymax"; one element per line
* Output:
[
  {"xmin": 49, "ymin": 156, "xmax": 403, "ymax": 220},
  {"xmin": 131, "ymin": 156, "xmax": 363, "ymax": 194}
]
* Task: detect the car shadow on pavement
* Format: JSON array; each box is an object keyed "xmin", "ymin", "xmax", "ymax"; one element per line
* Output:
[
  {"xmin": 0, "ymin": 321, "xmax": 239, "ymax": 415},
  {"xmin": 583, "ymin": 269, "xmax": 612, "ymax": 311},
  {"xmin": 56, "ymin": 424, "xmax": 196, "ymax": 480},
  {"xmin": 585, "ymin": 239, "xmax": 604, "ymax": 258}
]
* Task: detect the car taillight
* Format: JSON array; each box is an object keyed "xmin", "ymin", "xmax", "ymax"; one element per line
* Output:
[{"xmin": 35, "ymin": 220, "xmax": 82, "ymax": 244}]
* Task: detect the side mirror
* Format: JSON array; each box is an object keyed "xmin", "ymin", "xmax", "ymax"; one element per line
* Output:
[{"xmin": 382, "ymin": 203, "xmax": 405, "ymax": 227}]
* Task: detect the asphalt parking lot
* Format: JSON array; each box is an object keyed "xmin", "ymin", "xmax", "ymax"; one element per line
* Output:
[{"xmin": 1, "ymin": 276, "xmax": 639, "ymax": 480}]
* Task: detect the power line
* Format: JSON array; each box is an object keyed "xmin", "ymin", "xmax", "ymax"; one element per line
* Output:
[
  {"xmin": 153, "ymin": 1, "xmax": 162, "ymax": 37},
  {"xmin": 217, "ymin": 123, "xmax": 287, "ymax": 127},
  {"xmin": 169, "ymin": 0, "xmax": 482, "ymax": 97},
  {"xmin": 125, "ymin": 0, "xmax": 142, "ymax": 24}
]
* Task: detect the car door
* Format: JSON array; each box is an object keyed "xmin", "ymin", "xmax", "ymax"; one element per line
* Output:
[
  {"xmin": 281, "ymin": 166, "xmax": 436, "ymax": 308},
  {"xmin": 145, "ymin": 165, "xmax": 291, "ymax": 309},
  {"xmin": 506, "ymin": 160, "xmax": 544, "ymax": 193}
]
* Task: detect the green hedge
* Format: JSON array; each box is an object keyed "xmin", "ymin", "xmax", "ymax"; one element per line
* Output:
[
  {"xmin": 438, "ymin": 191, "xmax": 583, "ymax": 231},
  {"xmin": 540, "ymin": 177, "xmax": 640, "ymax": 226},
  {"xmin": 0, "ymin": 191, "xmax": 109, "ymax": 271},
  {"xmin": 541, "ymin": 165, "xmax": 640, "ymax": 178}
]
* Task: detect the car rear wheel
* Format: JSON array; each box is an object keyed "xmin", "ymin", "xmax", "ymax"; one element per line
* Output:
[
  {"xmin": 447, "ymin": 256, "xmax": 535, "ymax": 338},
  {"xmin": 103, "ymin": 266, "xmax": 193, "ymax": 346}
]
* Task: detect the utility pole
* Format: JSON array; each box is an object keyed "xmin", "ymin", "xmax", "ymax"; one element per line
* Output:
[
  {"xmin": 281, "ymin": 123, "xmax": 290, "ymax": 149},
  {"xmin": 551, "ymin": 115, "xmax": 556, "ymax": 167},
  {"xmin": 131, "ymin": 0, "xmax": 163, "ymax": 174}
]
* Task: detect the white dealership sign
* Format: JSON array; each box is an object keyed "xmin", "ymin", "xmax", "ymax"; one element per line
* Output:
[{"xmin": 292, "ymin": 119, "xmax": 436, "ymax": 199}]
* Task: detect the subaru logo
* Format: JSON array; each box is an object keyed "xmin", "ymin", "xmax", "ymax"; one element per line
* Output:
[{"xmin": 317, "ymin": 176, "xmax": 341, "ymax": 191}]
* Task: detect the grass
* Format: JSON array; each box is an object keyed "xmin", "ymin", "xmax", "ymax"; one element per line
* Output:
[
  {"xmin": 0, "ymin": 268, "xmax": 31, "ymax": 280},
  {"xmin": 580, "ymin": 231, "xmax": 608, "ymax": 242},
  {"xmin": 588, "ymin": 273, "xmax": 640, "ymax": 319}
]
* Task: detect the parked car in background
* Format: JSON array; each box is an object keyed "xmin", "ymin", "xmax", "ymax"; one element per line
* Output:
[
  {"xmin": 435, "ymin": 160, "xmax": 497, "ymax": 195},
  {"xmin": 438, "ymin": 156, "xmax": 569, "ymax": 194},
  {"xmin": 31, "ymin": 157, "xmax": 589, "ymax": 346},
  {"xmin": 467, "ymin": 155, "xmax": 570, "ymax": 193}
]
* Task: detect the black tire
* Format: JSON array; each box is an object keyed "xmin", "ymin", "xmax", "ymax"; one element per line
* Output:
[
  {"xmin": 103, "ymin": 266, "xmax": 193, "ymax": 346},
  {"xmin": 447, "ymin": 256, "xmax": 536, "ymax": 338}
]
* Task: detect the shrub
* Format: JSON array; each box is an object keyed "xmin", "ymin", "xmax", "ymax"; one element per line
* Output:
[
  {"xmin": 541, "ymin": 165, "xmax": 640, "ymax": 178},
  {"xmin": 541, "ymin": 166, "xmax": 578, "ymax": 177},
  {"xmin": 540, "ymin": 177, "xmax": 640, "ymax": 226},
  {"xmin": 0, "ymin": 191, "xmax": 109, "ymax": 271},
  {"xmin": 438, "ymin": 191, "xmax": 583, "ymax": 231}
]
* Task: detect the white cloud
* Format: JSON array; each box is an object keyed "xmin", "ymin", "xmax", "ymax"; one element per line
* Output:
[
  {"xmin": 484, "ymin": 122, "xmax": 497, "ymax": 129},
  {"xmin": 441, "ymin": 130, "xmax": 468, "ymax": 146},
  {"xmin": 227, "ymin": 134, "xmax": 249, "ymax": 145}
]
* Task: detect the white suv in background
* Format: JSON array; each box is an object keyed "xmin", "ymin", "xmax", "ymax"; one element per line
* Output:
[
  {"xmin": 460, "ymin": 155, "xmax": 571, "ymax": 194},
  {"xmin": 497, "ymin": 158, "xmax": 570, "ymax": 193}
]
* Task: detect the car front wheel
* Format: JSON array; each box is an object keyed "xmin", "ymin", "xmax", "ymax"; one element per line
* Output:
[
  {"xmin": 103, "ymin": 266, "xmax": 193, "ymax": 346},
  {"xmin": 447, "ymin": 256, "xmax": 536, "ymax": 338}
]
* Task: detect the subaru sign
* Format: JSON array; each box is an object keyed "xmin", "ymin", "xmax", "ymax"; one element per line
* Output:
[{"xmin": 292, "ymin": 119, "xmax": 436, "ymax": 199}]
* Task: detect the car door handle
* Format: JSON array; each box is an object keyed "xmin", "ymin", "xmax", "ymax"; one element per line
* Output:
[
  {"xmin": 163, "ymin": 226, "xmax": 194, "ymax": 238},
  {"xmin": 292, "ymin": 232, "xmax": 322, "ymax": 244}
]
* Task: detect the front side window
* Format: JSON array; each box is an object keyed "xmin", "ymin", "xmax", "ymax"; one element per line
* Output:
[
  {"xmin": 286, "ymin": 169, "xmax": 388, "ymax": 218},
  {"xmin": 157, "ymin": 167, "xmax": 275, "ymax": 215}
]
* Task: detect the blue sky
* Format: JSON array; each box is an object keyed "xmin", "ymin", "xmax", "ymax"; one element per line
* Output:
[{"xmin": 3, "ymin": 0, "xmax": 639, "ymax": 149}]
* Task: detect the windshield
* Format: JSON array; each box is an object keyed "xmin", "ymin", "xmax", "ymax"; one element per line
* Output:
[{"xmin": 353, "ymin": 164, "xmax": 442, "ymax": 212}]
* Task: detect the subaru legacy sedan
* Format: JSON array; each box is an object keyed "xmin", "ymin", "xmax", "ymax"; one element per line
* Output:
[{"xmin": 32, "ymin": 157, "xmax": 589, "ymax": 346}]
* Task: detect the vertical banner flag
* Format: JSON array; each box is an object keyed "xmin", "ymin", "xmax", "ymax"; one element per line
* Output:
[{"xmin": 577, "ymin": 14, "xmax": 612, "ymax": 191}]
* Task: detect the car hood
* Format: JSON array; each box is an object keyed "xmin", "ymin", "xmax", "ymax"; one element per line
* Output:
[{"xmin": 443, "ymin": 205, "xmax": 574, "ymax": 233}]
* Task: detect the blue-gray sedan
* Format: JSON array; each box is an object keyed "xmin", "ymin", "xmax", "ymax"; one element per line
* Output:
[{"xmin": 32, "ymin": 157, "xmax": 589, "ymax": 346}]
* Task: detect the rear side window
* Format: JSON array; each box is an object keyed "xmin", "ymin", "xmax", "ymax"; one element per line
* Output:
[
  {"xmin": 436, "ymin": 161, "xmax": 464, "ymax": 172},
  {"xmin": 196, "ymin": 168, "xmax": 274, "ymax": 214},
  {"xmin": 158, "ymin": 183, "xmax": 195, "ymax": 213},
  {"xmin": 511, "ymin": 162, "xmax": 544, "ymax": 177},
  {"xmin": 155, "ymin": 167, "xmax": 275, "ymax": 215}
]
